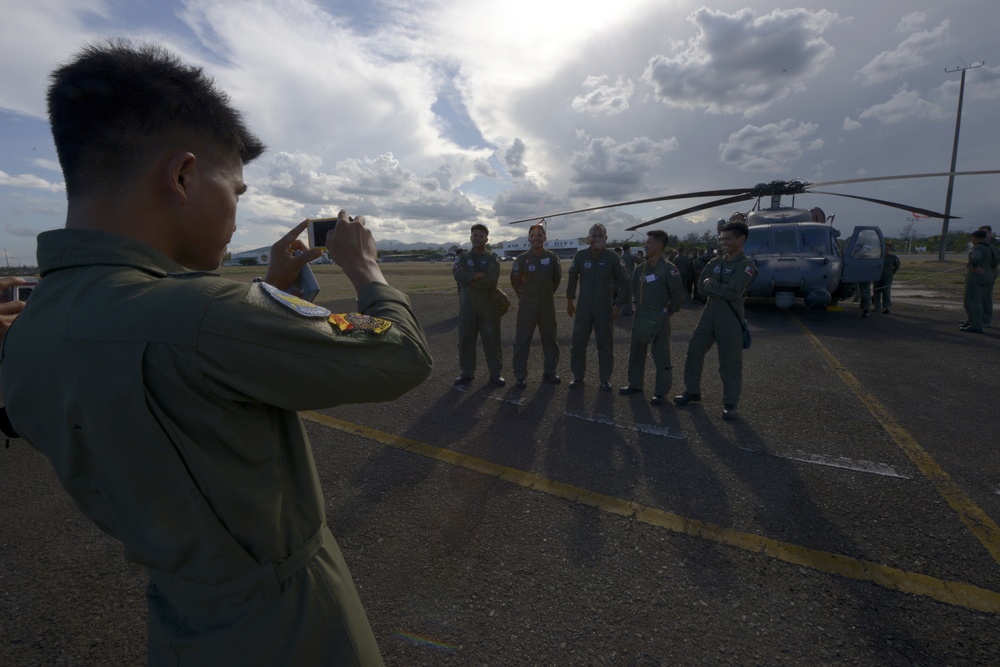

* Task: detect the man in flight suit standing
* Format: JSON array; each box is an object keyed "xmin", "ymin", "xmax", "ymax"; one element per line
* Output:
[
  {"xmin": 961, "ymin": 229, "xmax": 993, "ymax": 333},
  {"xmin": 454, "ymin": 223, "xmax": 505, "ymax": 386},
  {"xmin": 510, "ymin": 223, "xmax": 562, "ymax": 388},
  {"xmin": 619, "ymin": 231, "xmax": 685, "ymax": 405},
  {"xmin": 675, "ymin": 220, "xmax": 757, "ymax": 420},
  {"xmin": 566, "ymin": 223, "xmax": 629, "ymax": 391},
  {"xmin": 0, "ymin": 40, "xmax": 433, "ymax": 666},
  {"xmin": 873, "ymin": 243, "xmax": 900, "ymax": 314}
]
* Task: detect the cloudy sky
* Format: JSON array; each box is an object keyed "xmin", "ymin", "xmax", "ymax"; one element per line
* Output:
[{"xmin": 1, "ymin": 0, "xmax": 998, "ymax": 264}]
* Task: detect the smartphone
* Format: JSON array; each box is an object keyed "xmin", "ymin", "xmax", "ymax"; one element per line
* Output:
[
  {"xmin": 307, "ymin": 217, "xmax": 339, "ymax": 249},
  {"xmin": 1, "ymin": 278, "xmax": 38, "ymax": 303}
]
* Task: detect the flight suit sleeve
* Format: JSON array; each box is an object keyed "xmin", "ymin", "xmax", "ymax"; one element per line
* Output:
[
  {"xmin": 454, "ymin": 257, "xmax": 475, "ymax": 284},
  {"xmin": 665, "ymin": 262, "xmax": 684, "ymax": 314},
  {"xmin": 475, "ymin": 254, "xmax": 500, "ymax": 290},
  {"xmin": 566, "ymin": 255, "xmax": 579, "ymax": 299},
  {"xmin": 551, "ymin": 252, "xmax": 562, "ymax": 292},
  {"xmin": 510, "ymin": 258, "xmax": 523, "ymax": 295},
  {"xmin": 196, "ymin": 281, "xmax": 434, "ymax": 412},
  {"xmin": 631, "ymin": 263, "xmax": 642, "ymax": 307},
  {"xmin": 701, "ymin": 259, "xmax": 757, "ymax": 301}
]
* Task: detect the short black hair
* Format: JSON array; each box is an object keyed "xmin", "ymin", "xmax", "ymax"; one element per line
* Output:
[
  {"xmin": 720, "ymin": 220, "xmax": 749, "ymax": 239},
  {"xmin": 979, "ymin": 225, "xmax": 993, "ymax": 232},
  {"xmin": 972, "ymin": 230, "xmax": 987, "ymax": 241},
  {"xmin": 48, "ymin": 38, "xmax": 265, "ymax": 198},
  {"xmin": 622, "ymin": 244, "xmax": 630, "ymax": 251},
  {"xmin": 646, "ymin": 230, "xmax": 668, "ymax": 248},
  {"xmin": 471, "ymin": 223, "xmax": 489, "ymax": 235}
]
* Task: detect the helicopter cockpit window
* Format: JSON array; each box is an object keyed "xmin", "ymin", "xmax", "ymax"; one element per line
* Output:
[
  {"xmin": 773, "ymin": 229, "xmax": 797, "ymax": 254},
  {"xmin": 850, "ymin": 230, "xmax": 883, "ymax": 259},
  {"xmin": 744, "ymin": 228, "xmax": 768, "ymax": 255},
  {"xmin": 800, "ymin": 228, "xmax": 831, "ymax": 254}
]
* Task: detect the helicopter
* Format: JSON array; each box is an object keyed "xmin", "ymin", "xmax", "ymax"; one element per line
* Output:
[{"xmin": 507, "ymin": 171, "xmax": 1000, "ymax": 309}]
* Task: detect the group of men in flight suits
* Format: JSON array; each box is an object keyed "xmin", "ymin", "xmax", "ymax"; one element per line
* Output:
[{"xmin": 452, "ymin": 220, "xmax": 757, "ymax": 420}]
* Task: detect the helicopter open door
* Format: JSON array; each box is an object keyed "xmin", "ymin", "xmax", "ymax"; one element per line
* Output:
[{"xmin": 841, "ymin": 226, "xmax": 884, "ymax": 283}]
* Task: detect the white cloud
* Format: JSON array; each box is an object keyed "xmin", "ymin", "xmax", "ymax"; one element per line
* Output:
[
  {"xmin": 568, "ymin": 134, "xmax": 679, "ymax": 198},
  {"xmin": 854, "ymin": 20, "xmax": 950, "ymax": 86},
  {"xmin": 571, "ymin": 75, "xmax": 635, "ymax": 116},
  {"xmin": 843, "ymin": 116, "xmax": 862, "ymax": 131},
  {"xmin": 858, "ymin": 88, "xmax": 949, "ymax": 124},
  {"xmin": 896, "ymin": 12, "xmax": 927, "ymax": 33},
  {"xmin": 718, "ymin": 120, "xmax": 821, "ymax": 172},
  {"xmin": 0, "ymin": 170, "xmax": 64, "ymax": 192},
  {"xmin": 937, "ymin": 64, "xmax": 1000, "ymax": 102},
  {"xmin": 641, "ymin": 7, "xmax": 839, "ymax": 117}
]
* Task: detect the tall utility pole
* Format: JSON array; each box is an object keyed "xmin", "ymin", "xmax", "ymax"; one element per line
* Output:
[{"xmin": 938, "ymin": 60, "xmax": 983, "ymax": 260}]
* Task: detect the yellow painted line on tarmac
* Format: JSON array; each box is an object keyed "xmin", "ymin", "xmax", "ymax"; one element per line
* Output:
[
  {"xmin": 790, "ymin": 314, "xmax": 1000, "ymax": 567},
  {"xmin": 303, "ymin": 411, "xmax": 1000, "ymax": 614}
]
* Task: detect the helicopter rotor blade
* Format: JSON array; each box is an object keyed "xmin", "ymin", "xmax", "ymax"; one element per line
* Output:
[
  {"xmin": 806, "ymin": 191, "xmax": 957, "ymax": 219},
  {"xmin": 625, "ymin": 194, "xmax": 755, "ymax": 231},
  {"xmin": 809, "ymin": 169, "xmax": 1000, "ymax": 189},
  {"xmin": 505, "ymin": 188, "xmax": 751, "ymax": 224}
]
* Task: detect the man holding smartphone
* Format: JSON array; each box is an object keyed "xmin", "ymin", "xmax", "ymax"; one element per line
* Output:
[{"xmin": 1, "ymin": 39, "xmax": 432, "ymax": 666}]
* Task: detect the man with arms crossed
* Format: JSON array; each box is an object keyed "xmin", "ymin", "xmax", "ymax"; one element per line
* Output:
[
  {"xmin": 453, "ymin": 223, "xmax": 505, "ymax": 386},
  {"xmin": 674, "ymin": 220, "xmax": 757, "ymax": 420},
  {"xmin": 0, "ymin": 40, "xmax": 432, "ymax": 666}
]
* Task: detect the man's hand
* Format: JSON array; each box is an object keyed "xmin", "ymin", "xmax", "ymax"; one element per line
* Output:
[
  {"xmin": 567, "ymin": 298, "xmax": 576, "ymax": 317},
  {"xmin": 327, "ymin": 210, "xmax": 387, "ymax": 293},
  {"xmin": 611, "ymin": 304, "xmax": 621, "ymax": 320},
  {"xmin": 263, "ymin": 220, "xmax": 323, "ymax": 291},
  {"xmin": 0, "ymin": 277, "xmax": 27, "ymax": 340}
]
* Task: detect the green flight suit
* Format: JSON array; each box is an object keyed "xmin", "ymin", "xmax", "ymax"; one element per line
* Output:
[
  {"xmin": 566, "ymin": 248, "xmax": 629, "ymax": 383},
  {"xmin": 620, "ymin": 251, "xmax": 639, "ymax": 315},
  {"xmin": 964, "ymin": 242, "xmax": 992, "ymax": 331},
  {"xmin": 857, "ymin": 281, "xmax": 872, "ymax": 314},
  {"xmin": 673, "ymin": 252, "xmax": 695, "ymax": 299},
  {"xmin": 873, "ymin": 252, "xmax": 900, "ymax": 311},
  {"xmin": 510, "ymin": 249, "xmax": 561, "ymax": 380},
  {"xmin": 983, "ymin": 241, "xmax": 999, "ymax": 326},
  {"xmin": 682, "ymin": 252, "xmax": 758, "ymax": 406},
  {"xmin": 0, "ymin": 229, "xmax": 433, "ymax": 667},
  {"xmin": 626, "ymin": 258, "xmax": 685, "ymax": 395},
  {"xmin": 454, "ymin": 248, "xmax": 503, "ymax": 378}
]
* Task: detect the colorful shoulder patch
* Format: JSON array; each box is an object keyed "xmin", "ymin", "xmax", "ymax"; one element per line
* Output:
[
  {"xmin": 744, "ymin": 264, "xmax": 756, "ymax": 276},
  {"xmin": 329, "ymin": 312, "xmax": 392, "ymax": 335},
  {"xmin": 259, "ymin": 280, "xmax": 331, "ymax": 318}
]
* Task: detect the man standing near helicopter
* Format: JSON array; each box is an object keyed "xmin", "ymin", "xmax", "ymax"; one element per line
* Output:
[
  {"xmin": 674, "ymin": 219, "xmax": 757, "ymax": 420},
  {"xmin": 873, "ymin": 243, "xmax": 900, "ymax": 314}
]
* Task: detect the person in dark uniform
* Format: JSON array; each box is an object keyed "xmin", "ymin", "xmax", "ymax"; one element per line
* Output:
[
  {"xmin": 675, "ymin": 220, "xmax": 757, "ymax": 420},
  {"xmin": 979, "ymin": 226, "xmax": 999, "ymax": 327},
  {"xmin": 454, "ymin": 223, "xmax": 505, "ymax": 386},
  {"xmin": 620, "ymin": 243, "xmax": 639, "ymax": 315},
  {"xmin": 872, "ymin": 243, "xmax": 900, "ymax": 314},
  {"xmin": 619, "ymin": 231, "xmax": 685, "ymax": 404},
  {"xmin": 510, "ymin": 223, "xmax": 562, "ymax": 388},
  {"xmin": 566, "ymin": 223, "xmax": 629, "ymax": 390},
  {"xmin": 0, "ymin": 39, "xmax": 433, "ymax": 666},
  {"xmin": 961, "ymin": 229, "xmax": 992, "ymax": 333},
  {"xmin": 672, "ymin": 247, "xmax": 695, "ymax": 301}
]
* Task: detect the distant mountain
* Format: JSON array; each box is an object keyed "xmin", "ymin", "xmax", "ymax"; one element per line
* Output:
[{"xmin": 375, "ymin": 239, "xmax": 458, "ymax": 252}]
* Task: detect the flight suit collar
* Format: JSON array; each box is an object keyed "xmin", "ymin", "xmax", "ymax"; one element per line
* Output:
[{"xmin": 36, "ymin": 228, "xmax": 193, "ymax": 278}]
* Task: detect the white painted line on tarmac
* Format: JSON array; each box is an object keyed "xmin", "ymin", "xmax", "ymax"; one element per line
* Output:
[
  {"xmin": 488, "ymin": 394, "xmax": 526, "ymax": 406},
  {"xmin": 565, "ymin": 411, "xmax": 687, "ymax": 440},
  {"xmin": 780, "ymin": 450, "xmax": 910, "ymax": 479}
]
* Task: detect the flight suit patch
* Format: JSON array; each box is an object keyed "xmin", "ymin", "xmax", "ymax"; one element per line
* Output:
[{"xmin": 254, "ymin": 280, "xmax": 331, "ymax": 318}]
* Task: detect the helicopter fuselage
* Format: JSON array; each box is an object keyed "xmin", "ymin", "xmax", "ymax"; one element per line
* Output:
[{"xmin": 739, "ymin": 207, "xmax": 884, "ymax": 309}]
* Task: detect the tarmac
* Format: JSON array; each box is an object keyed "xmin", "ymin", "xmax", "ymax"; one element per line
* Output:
[{"xmin": 2, "ymin": 290, "xmax": 999, "ymax": 666}]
